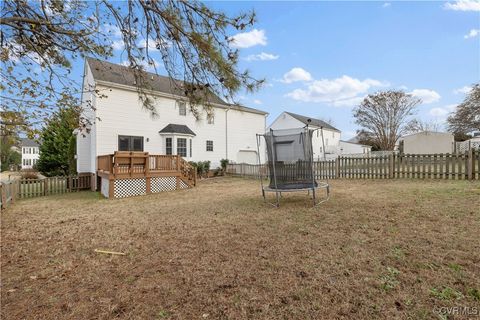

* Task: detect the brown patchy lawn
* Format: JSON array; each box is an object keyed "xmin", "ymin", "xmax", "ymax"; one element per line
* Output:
[{"xmin": 1, "ymin": 178, "xmax": 479, "ymax": 319}]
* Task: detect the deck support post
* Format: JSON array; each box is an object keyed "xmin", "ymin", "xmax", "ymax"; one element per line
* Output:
[{"xmin": 146, "ymin": 177, "xmax": 151, "ymax": 194}]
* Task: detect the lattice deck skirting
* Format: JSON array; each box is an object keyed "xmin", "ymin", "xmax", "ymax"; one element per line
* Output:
[
  {"xmin": 151, "ymin": 177, "xmax": 177, "ymax": 193},
  {"xmin": 114, "ymin": 178, "xmax": 146, "ymax": 198},
  {"xmin": 109, "ymin": 176, "xmax": 191, "ymax": 198}
]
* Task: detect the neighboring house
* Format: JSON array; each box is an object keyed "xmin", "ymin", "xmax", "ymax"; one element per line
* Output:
[
  {"xmin": 76, "ymin": 58, "xmax": 268, "ymax": 176},
  {"xmin": 268, "ymin": 112, "xmax": 341, "ymax": 160},
  {"xmin": 20, "ymin": 138, "xmax": 40, "ymax": 169},
  {"xmin": 398, "ymin": 131, "xmax": 454, "ymax": 154},
  {"xmin": 455, "ymin": 132, "xmax": 480, "ymax": 152},
  {"xmin": 339, "ymin": 140, "xmax": 372, "ymax": 155}
]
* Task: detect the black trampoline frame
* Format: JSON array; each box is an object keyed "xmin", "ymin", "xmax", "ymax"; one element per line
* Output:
[{"xmin": 256, "ymin": 125, "xmax": 330, "ymax": 207}]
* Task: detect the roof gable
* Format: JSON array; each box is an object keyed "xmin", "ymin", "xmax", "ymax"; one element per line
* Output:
[
  {"xmin": 285, "ymin": 112, "xmax": 340, "ymax": 132},
  {"xmin": 20, "ymin": 138, "xmax": 39, "ymax": 147}
]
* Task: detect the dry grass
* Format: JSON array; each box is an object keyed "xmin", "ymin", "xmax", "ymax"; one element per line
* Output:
[{"xmin": 1, "ymin": 178, "xmax": 479, "ymax": 319}]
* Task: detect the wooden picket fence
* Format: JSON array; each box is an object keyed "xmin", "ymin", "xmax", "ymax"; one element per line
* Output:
[
  {"xmin": 1, "ymin": 174, "xmax": 93, "ymax": 209},
  {"xmin": 226, "ymin": 150, "xmax": 480, "ymax": 181}
]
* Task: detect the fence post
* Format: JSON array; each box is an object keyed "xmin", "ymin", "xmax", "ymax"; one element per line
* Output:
[
  {"xmin": 388, "ymin": 154, "xmax": 394, "ymax": 179},
  {"xmin": 467, "ymin": 148, "xmax": 473, "ymax": 180},
  {"xmin": 43, "ymin": 178, "xmax": 48, "ymax": 196},
  {"xmin": 1, "ymin": 183, "xmax": 6, "ymax": 210},
  {"xmin": 335, "ymin": 157, "xmax": 340, "ymax": 179},
  {"xmin": 91, "ymin": 173, "xmax": 96, "ymax": 191}
]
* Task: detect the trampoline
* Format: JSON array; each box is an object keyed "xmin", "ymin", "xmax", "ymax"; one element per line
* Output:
[{"xmin": 256, "ymin": 123, "xmax": 330, "ymax": 207}]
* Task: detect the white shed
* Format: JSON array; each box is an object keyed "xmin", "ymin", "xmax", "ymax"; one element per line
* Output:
[{"xmin": 399, "ymin": 131, "xmax": 454, "ymax": 154}]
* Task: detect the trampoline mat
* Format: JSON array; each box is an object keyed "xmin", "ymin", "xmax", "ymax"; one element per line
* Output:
[{"xmin": 269, "ymin": 181, "xmax": 317, "ymax": 190}]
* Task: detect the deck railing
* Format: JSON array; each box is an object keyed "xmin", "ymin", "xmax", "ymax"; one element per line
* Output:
[{"xmin": 97, "ymin": 152, "xmax": 196, "ymax": 185}]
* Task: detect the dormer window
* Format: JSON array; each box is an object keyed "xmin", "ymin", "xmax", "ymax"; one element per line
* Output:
[{"xmin": 178, "ymin": 101, "xmax": 186, "ymax": 116}]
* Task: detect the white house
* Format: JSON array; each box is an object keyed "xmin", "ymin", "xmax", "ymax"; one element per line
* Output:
[
  {"xmin": 268, "ymin": 112, "xmax": 341, "ymax": 160},
  {"xmin": 338, "ymin": 140, "xmax": 372, "ymax": 155},
  {"xmin": 398, "ymin": 131, "xmax": 454, "ymax": 154},
  {"xmin": 20, "ymin": 138, "xmax": 40, "ymax": 169},
  {"xmin": 76, "ymin": 58, "xmax": 268, "ymax": 176}
]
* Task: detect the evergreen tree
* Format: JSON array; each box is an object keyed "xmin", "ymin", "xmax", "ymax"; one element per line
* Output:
[{"xmin": 37, "ymin": 107, "xmax": 79, "ymax": 176}]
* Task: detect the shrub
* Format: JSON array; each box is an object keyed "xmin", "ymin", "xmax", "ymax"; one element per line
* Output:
[
  {"xmin": 189, "ymin": 161, "xmax": 211, "ymax": 178},
  {"xmin": 220, "ymin": 159, "xmax": 229, "ymax": 172},
  {"xmin": 21, "ymin": 169, "xmax": 38, "ymax": 180}
]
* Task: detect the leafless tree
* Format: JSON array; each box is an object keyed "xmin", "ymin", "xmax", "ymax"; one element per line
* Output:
[
  {"xmin": 447, "ymin": 84, "xmax": 480, "ymax": 134},
  {"xmin": 404, "ymin": 119, "xmax": 441, "ymax": 134},
  {"xmin": 353, "ymin": 90, "xmax": 421, "ymax": 150}
]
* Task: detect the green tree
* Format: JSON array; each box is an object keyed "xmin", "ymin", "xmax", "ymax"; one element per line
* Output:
[
  {"xmin": 37, "ymin": 107, "xmax": 79, "ymax": 176},
  {"xmin": 1, "ymin": 1, "xmax": 263, "ymax": 134},
  {"xmin": 0, "ymin": 137, "xmax": 21, "ymax": 172}
]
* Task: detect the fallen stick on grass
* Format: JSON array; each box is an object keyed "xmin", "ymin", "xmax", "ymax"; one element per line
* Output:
[{"xmin": 94, "ymin": 249, "xmax": 126, "ymax": 256}]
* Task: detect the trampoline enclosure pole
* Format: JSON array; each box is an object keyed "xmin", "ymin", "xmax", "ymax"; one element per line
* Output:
[
  {"xmin": 269, "ymin": 129, "xmax": 280, "ymax": 207},
  {"xmin": 256, "ymin": 134, "xmax": 265, "ymax": 201}
]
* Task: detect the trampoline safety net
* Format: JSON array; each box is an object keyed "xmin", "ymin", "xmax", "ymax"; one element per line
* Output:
[{"xmin": 263, "ymin": 128, "xmax": 317, "ymax": 190}]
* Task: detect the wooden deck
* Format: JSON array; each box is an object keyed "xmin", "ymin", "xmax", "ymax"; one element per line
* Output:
[{"xmin": 97, "ymin": 152, "xmax": 196, "ymax": 198}]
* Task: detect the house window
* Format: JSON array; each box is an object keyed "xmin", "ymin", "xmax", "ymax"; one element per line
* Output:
[
  {"xmin": 165, "ymin": 138, "xmax": 172, "ymax": 155},
  {"xmin": 118, "ymin": 135, "xmax": 144, "ymax": 151},
  {"xmin": 178, "ymin": 101, "xmax": 186, "ymax": 116},
  {"xmin": 207, "ymin": 113, "xmax": 214, "ymax": 124},
  {"xmin": 206, "ymin": 140, "xmax": 213, "ymax": 152},
  {"xmin": 177, "ymin": 138, "xmax": 187, "ymax": 157},
  {"xmin": 189, "ymin": 139, "xmax": 192, "ymax": 157}
]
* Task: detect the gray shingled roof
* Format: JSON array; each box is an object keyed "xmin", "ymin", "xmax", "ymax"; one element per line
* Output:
[
  {"xmin": 86, "ymin": 58, "xmax": 267, "ymax": 115},
  {"xmin": 159, "ymin": 124, "xmax": 196, "ymax": 136},
  {"xmin": 20, "ymin": 138, "xmax": 39, "ymax": 147},
  {"xmin": 285, "ymin": 112, "xmax": 340, "ymax": 132}
]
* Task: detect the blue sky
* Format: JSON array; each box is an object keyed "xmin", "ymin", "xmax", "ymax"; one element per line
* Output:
[{"xmin": 79, "ymin": 0, "xmax": 479, "ymax": 139}]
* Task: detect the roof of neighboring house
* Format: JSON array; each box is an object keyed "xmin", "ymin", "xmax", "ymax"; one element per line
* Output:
[
  {"xmin": 158, "ymin": 124, "xmax": 196, "ymax": 136},
  {"xmin": 284, "ymin": 112, "xmax": 340, "ymax": 132},
  {"xmin": 340, "ymin": 140, "xmax": 371, "ymax": 147},
  {"xmin": 347, "ymin": 135, "xmax": 361, "ymax": 143},
  {"xmin": 20, "ymin": 138, "xmax": 39, "ymax": 147},
  {"xmin": 86, "ymin": 58, "xmax": 268, "ymax": 115},
  {"xmin": 400, "ymin": 131, "xmax": 453, "ymax": 139}
]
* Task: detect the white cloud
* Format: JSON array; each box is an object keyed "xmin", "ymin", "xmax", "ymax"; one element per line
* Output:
[
  {"xmin": 409, "ymin": 89, "xmax": 441, "ymax": 104},
  {"xmin": 281, "ymin": 67, "xmax": 313, "ymax": 83},
  {"xmin": 102, "ymin": 24, "xmax": 122, "ymax": 38},
  {"xmin": 138, "ymin": 37, "xmax": 171, "ymax": 50},
  {"xmin": 245, "ymin": 52, "xmax": 279, "ymax": 61},
  {"xmin": 464, "ymin": 29, "xmax": 480, "ymax": 39},
  {"xmin": 429, "ymin": 104, "xmax": 456, "ymax": 119},
  {"xmin": 429, "ymin": 107, "xmax": 449, "ymax": 117},
  {"xmin": 444, "ymin": 0, "xmax": 480, "ymax": 11},
  {"xmin": 112, "ymin": 40, "xmax": 124, "ymax": 51},
  {"xmin": 454, "ymin": 85, "xmax": 472, "ymax": 94},
  {"xmin": 285, "ymin": 75, "xmax": 388, "ymax": 106},
  {"xmin": 253, "ymin": 99, "xmax": 262, "ymax": 105},
  {"xmin": 230, "ymin": 29, "xmax": 267, "ymax": 48},
  {"xmin": 382, "ymin": 2, "xmax": 391, "ymax": 7}
]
